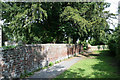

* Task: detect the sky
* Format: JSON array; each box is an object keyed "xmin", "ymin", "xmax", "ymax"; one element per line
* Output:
[{"xmin": 104, "ymin": 0, "xmax": 119, "ymax": 29}]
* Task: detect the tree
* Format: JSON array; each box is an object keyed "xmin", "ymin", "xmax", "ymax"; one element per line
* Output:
[
  {"xmin": 107, "ymin": 3, "xmax": 120, "ymax": 64},
  {"xmin": 2, "ymin": 2, "xmax": 47, "ymax": 43},
  {"xmin": 2, "ymin": 2, "xmax": 113, "ymax": 44},
  {"xmin": 60, "ymin": 2, "xmax": 111, "ymax": 44}
]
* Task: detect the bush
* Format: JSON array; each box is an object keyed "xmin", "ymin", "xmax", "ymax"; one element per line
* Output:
[
  {"xmin": 116, "ymin": 43, "xmax": 120, "ymax": 65},
  {"xmin": 55, "ymin": 61, "xmax": 59, "ymax": 64},
  {"xmin": 107, "ymin": 23, "xmax": 120, "ymax": 68},
  {"xmin": 2, "ymin": 45, "xmax": 16, "ymax": 50},
  {"xmin": 83, "ymin": 46, "xmax": 87, "ymax": 50},
  {"xmin": 49, "ymin": 62, "xmax": 54, "ymax": 66},
  {"xmin": 81, "ymin": 41, "xmax": 88, "ymax": 50},
  {"xmin": 97, "ymin": 45, "xmax": 101, "ymax": 50},
  {"xmin": 107, "ymin": 26, "xmax": 120, "ymax": 58},
  {"xmin": 107, "ymin": 38, "xmax": 116, "ymax": 57}
]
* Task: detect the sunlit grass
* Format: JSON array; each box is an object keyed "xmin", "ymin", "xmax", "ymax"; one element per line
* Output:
[{"xmin": 56, "ymin": 50, "xmax": 120, "ymax": 78}]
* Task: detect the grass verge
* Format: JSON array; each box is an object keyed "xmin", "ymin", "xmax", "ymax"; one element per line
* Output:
[{"xmin": 56, "ymin": 50, "xmax": 120, "ymax": 78}]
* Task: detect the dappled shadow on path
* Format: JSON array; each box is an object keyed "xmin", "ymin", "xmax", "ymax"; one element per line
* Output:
[
  {"xmin": 30, "ymin": 56, "xmax": 81, "ymax": 78},
  {"xmin": 30, "ymin": 65, "xmax": 66, "ymax": 78},
  {"xmin": 55, "ymin": 68, "xmax": 86, "ymax": 78}
]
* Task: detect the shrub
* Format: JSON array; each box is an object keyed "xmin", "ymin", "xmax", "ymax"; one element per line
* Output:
[
  {"xmin": 107, "ymin": 37, "xmax": 116, "ymax": 57},
  {"xmin": 107, "ymin": 23, "xmax": 120, "ymax": 67},
  {"xmin": 2, "ymin": 45, "xmax": 16, "ymax": 50},
  {"xmin": 55, "ymin": 61, "xmax": 59, "ymax": 64},
  {"xmin": 116, "ymin": 41, "xmax": 120, "ymax": 66},
  {"xmin": 81, "ymin": 41, "xmax": 88, "ymax": 50},
  {"xmin": 49, "ymin": 62, "xmax": 54, "ymax": 66},
  {"xmin": 83, "ymin": 46, "xmax": 87, "ymax": 50},
  {"xmin": 97, "ymin": 45, "xmax": 101, "ymax": 50},
  {"xmin": 80, "ymin": 51, "xmax": 84, "ymax": 54}
]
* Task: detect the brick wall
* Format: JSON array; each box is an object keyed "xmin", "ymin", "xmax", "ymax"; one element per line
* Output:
[{"xmin": 0, "ymin": 44, "xmax": 81, "ymax": 79}]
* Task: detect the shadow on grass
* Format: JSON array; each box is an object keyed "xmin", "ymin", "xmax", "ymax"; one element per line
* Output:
[
  {"xmin": 90, "ymin": 50, "xmax": 120, "ymax": 78},
  {"xmin": 89, "ymin": 54, "xmax": 100, "ymax": 56},
  {"xmin": 55, "ymin": 50, "xmax": 120, "ymax": 78},
  {"xmin": 55, "ymin": 68, "xmax": 85, "ymax": 78}
]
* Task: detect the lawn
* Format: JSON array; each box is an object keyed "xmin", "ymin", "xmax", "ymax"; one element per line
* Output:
[{"xmin": 56, "ymin": 50, "xmax": 120, "ymax": 78}]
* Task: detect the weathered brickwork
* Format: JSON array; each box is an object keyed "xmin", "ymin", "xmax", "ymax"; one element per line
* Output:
[{"xmin": 0, "ymin": 44, "xmax": 81, "ymax": 79}]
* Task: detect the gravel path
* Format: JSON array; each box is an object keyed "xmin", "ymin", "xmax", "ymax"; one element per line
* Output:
[{"xmin": 30, "ymin": 56, "xmax": 82, "ymax": 78}]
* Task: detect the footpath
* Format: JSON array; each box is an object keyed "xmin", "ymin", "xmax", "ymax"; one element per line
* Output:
[{"xmin": 30, "ymin": 56, "xmax": 82, "ymax": 78}]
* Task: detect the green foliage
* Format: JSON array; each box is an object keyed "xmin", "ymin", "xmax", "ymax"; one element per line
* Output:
[
  {"xmin": 115, "ymin": 6, "xmax": 120, "ymax": 63},
  {"xmin": 107, "ymin": 24, "xmax": 120, "ymax": 67},
  {"xmin": 49, "ymin": 62, "xmax": 54, "ymax": 66},
  {"xmin": 107, "ymin": 25, "xmax": 120, "ymax": 55},
  {"xmin": 2, "ymin": 2, "xmax": 113, "ymax": 44},
  {"xmin": 83, "ymin": 46, "xmax": 87, "ymax": 50},
  {"xmin": 55, "ymin": 61, "xmax": 59, "ymax": 64},
  {"xmin": 102, "ymin": 2, "xmax": 120, "ymax": 60},
  {"xmin": 97, "ymin": 45, "xmax": 101, "ymax": 50},
  {"xmin": 20, "ymin": 66, "xmax": 49, "ymax": 78},
  {"xmin": 107, "ymin": 36, "xmax": 116, "ymax": 56},
  {"xmin": 2, "ymin": 2, "xmax": 47, "ymax": 43},
  {"xmin": 88, "ymin": 38, "xmax": 96, "ymax": 46},
  {"xmin": 2, "ymin": 45, "xmax": 16, "ymax": 50},
  {"xmin": 41, "ymin": 66, "xmax": 48, "ymax": 69},
  {"xmin": 81, "ymin": 41, "xmax": 88, "ymax": 50},
  {"xmin": 89, "ymin": 38, "xmax": 106, "ymax": 46},
  {"xmin": 80, "ymin": 51, "xmax": 84, "ymax": 54}
]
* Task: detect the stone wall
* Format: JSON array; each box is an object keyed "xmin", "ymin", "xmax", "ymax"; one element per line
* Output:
[{"xmin": 0, "ymin": 44, "xmax": 81, "ymax": 79}]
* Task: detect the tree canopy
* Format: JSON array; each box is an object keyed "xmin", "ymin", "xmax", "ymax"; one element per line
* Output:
[{"xmin": 1, "ymin": 2, "xmax": 113, "ymax": 44}]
